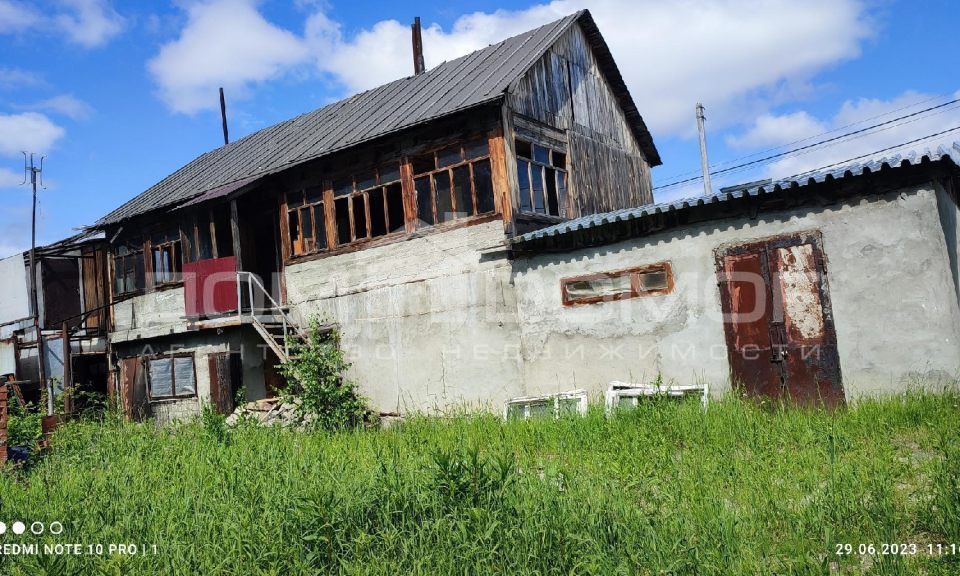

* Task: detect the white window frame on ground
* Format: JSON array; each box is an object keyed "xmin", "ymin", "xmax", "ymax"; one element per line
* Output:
[
  {"xmin": 504, "ymin": 389, "xmax": 588, "ymax": 420},
  {"xmin": 604, "ymin": 381, "xmax": 709, "ymax": 415}
]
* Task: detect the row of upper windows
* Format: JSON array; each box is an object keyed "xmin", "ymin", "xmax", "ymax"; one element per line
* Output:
[{"xmin": 286, "ymin": 136, "xmax": 497, "ymax": 257}]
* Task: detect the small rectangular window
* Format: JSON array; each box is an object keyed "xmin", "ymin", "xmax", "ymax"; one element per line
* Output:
[
  {"xmin": 452, "ymin": 165, "xmax": 472, "ymax": 217},
  {"xmin": 545, "ymin": 167, "xmax": 559, "ymax": 216},
  {"xmin": 335, "ymin": 197, "xmax": 351, "ymax": 245},
  {"xmin": 473, "ymin": 159, "xmax": 495, "ymax": 214},
  {"xmin": 147, "ymin": 354, "xmax": 196, "ymax": 399},
  {"xmin": 561, "ymin": 262, "xmax": 673, "ymax": 306},
  {"xmin": 385, "ymin": 183, "xmax": 405, "ymax": 232},
  {"xmin": 533, "ymin": 144, "xmax": 550, "ymax": 164},
  {"xmin": 352, "ymin": 195, "xmax": 367, "ymax": 240},
  {"xmin": 314, "ymin": 204, "xmax": 327, "ymax": 250},
  {"xmin": 515, "ymin": 139, "xmax": 532, "ymax": 159},
  {"xmin": 369, "ymin": 187, "xmax": 387, "ymax": 238},
  {"xmin": 415, "ymin": 176, "xmax": 433, "ymax": 225},
  {"xmin": 517, "ymin": 159, "xmax": 532, "ymax": 212},
  {"xmin": 434, "ymin": 171, "xmax": 453, "ymax": 223},
  {"xmin": 532, "ymin": 165, "xmax": 545, "ymax": 214}
]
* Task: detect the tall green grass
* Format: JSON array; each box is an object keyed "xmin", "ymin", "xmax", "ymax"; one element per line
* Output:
[{"xmin": 0, "ymin": 392, "xmax": 958, "ymax": 575}]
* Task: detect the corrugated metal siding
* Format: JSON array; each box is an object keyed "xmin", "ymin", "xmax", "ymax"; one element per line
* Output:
[
  {"xmin": 514, "ymin": 142, "xmax": 960, "ymax": 247},
  {"xmin": 97, "ymin": 12, "xmax": 588, "ymax": 226}
]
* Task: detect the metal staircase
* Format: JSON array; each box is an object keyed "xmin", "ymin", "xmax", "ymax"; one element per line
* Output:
[{"xmin": 236, "ymin": 272, "xmax": 301, "ymax": 363}]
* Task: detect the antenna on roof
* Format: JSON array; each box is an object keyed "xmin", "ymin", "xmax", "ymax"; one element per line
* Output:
[
  {"xmin": 219, "ymin": 87, "xmax": 229, "ymax": 146},
  {"xmin": 696, "ymin": 102, "xmax": 712, "ymax": 195},
  {"xmin": 411, "ymin": 17, "xmax": 425, "ymax": 75}
]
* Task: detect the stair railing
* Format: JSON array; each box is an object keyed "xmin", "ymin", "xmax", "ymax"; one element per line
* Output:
[{"xmin": 236, "ymin": 271, "xmax": 298, "ymax": 358}]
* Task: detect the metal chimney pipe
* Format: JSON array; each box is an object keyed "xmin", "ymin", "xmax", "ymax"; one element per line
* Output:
[
  {"xmin": 220, "ymin": 87, "xmax": 229, "ymax": 145},
  {"xmin": 411, "ymin": 17, "xmax": 425, "ymax": 75},
  {"xmin": 696, "ymin": 102, "xmax": 712, "ymax": 196}
]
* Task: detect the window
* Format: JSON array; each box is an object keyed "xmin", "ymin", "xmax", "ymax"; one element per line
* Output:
[
  {"xmin": 516, "ymin": 138, "xmax": 567, "ymax": 217},
  {"xmin": 330, "ymin": 163, "xmax": 405, "ymax": 247},
  {"xmin": 504, "ymin": 390, "xmax": 588, "ymax": 420},
  {"xmin": 147, "ymin": 354, "xmax": 197, "ymax": 399},
  {"xmin": 561, "ymin": 262, "xmax": 673, "ymax": 306},
  {"xmin": 412, "ymin": 137, "xmax": 495, "ymax": 227},
  {"xmin": 604, "ymin": 382, "xmax": 708, "ymax": 415},
  {"xmin": 287, "ymin": 185, "xmax": 326, "ymax": 257},
  {"xmin": 113, "ymin": 240, "xmax": 145, "ymax": 296},
  {"xmin": 150, "ymin": 228, "xmax": 182, "ymax": 285},
  {"xmin": 183, "ymin": 205, "xmax": 234, "ymax": 262}
]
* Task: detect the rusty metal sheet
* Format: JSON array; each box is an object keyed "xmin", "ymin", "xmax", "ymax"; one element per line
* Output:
[{"xmin": 716, "ymin": 231, "xmax": 844, "ymax": 407}]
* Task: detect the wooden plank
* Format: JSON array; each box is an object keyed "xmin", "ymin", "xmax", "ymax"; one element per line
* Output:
[
  {"xmin": 230, "ymin": 199, "xmax": 243, "ymax": 270},
  {"xmin": 61, "ymin": 322, "xmax": 72, "ymax": 415},
  {"xmin": 400, "ymin": 157, "xmax": 418, "ymax": 233}
]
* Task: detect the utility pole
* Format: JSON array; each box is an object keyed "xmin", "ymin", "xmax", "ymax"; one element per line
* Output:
[
  {"xmin": 22, "ymin": 153, "xmax": 51, "ymax": 415},
  {"xmin": 696, "ymin": 103, "xmax": 713, "ymax": 196}
]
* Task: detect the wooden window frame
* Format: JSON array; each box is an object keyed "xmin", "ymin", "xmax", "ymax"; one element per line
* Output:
[
  {"xmin": 286, "ymin": 187, "xmax": 326, "ymax": 257},
  {"xmin": 149, "ymin": 233, "xmax": 182, "ymax": 287},
  {"xmin": 332, "ymin": 163, "xmax": 405, "ymax": 247},
  {"xmin": 112, "ymin": 244, "xmax": 145, "ymax": 297},
  {"xmin": 560, "ymin": 262, "xmax": 674, "ymax": 307},
  {"xmin": 516, "ymin": 138, "xmax": 568, "ymax": 217},
  {"xmin": 411, "ymin": 137, "xmax": 495, "ymax": 229},
  {"xmin": 145, "ymin": 353, "xmax": 198, "ymax": 401}
]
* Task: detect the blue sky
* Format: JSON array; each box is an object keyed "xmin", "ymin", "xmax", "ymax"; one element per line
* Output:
[{"xmin": 0, "ymin": 0, "xmax": 958, "ymax": 258}]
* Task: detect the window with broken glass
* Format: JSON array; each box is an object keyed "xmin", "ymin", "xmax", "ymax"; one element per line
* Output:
[
  {"xmin": 332, "ymin": 163, "xmax": 405, "ymax": 246},
  {"xmin": 147, "ymin": 354, "xmax": 197, "ymax": 400},
  {"xmin": 412, "ymin": 137, "xmax": 495, "ymax": 227},
  {"xmin": 561, "ymin": 262, "xmax": 673, "ymax": 306},
  {"xmin": 113, "ymin": 239, "xmax": 145, "ymax": 296},
  {"xmin": 150, "ymin": 228, "xmax": 182, "ymax": 285},
  {"xmin": 287, "ymin": 185, "xmax": 326, "ymax": 257},
  {"xmin": 516, "ymin": 138, "xmax": 567, "ymax": 217}
]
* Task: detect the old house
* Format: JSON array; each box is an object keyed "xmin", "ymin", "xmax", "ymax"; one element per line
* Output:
[
  {"xmin": 94, "ymin": 10, "xmax": 659, "ymax": 421},
  {"xmin": 83, "ymin": 9, "xmax": 959, "ymax": 422},
  {"xmin": 0, "ymin": 231, "xmax": 110, "ymax": 411}
]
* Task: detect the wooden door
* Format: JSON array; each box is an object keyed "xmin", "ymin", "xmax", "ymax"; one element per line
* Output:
[
  {"xmin": 119, "ymin": 357, "xmax": 150, "ymax": 420},
  {"xmin": 717, "ymin": 232, "xmax": 844, "ymax": 406},
  {"xmin": 207, "ymin": 352, "xmax": 236, "ymax": 415}
]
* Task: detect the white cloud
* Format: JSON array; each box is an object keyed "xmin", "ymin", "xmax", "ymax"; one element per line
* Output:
[
  {"xmin": 0, "ymin": 112, "xmax": 66, "ymax": 156},
  {"xmin": 726, "ymin": 111, "xmax": 826, "ymax": 150},
  {"xmin": 18, "ymin": 94, "xmax": 94, "ymax": 120},
  {"xmin": 0, "ymin": 166, "xmax": 23, "ymax": 188},
  {"xmin": 0, "ymin": 67, "xmax": 44, "ymax": 90},
  {"xmin": 0, "ymin": 0, "xmax": 39, "ymax": 33},
  {"xmin": 148, "ymin": 0, "xmax": 309, "ymax": 114},
  {"xmin": 54, "ymin": 0, "xmax": 124, "ymax": 47},
  {"xmin": 151, "ymin": 0, "xmax": 873, "ymax": 136},
  {"xmin": 742, "ymin": 90, "xmax": 960, "ymax": 179},
  {"xmin": 303, "ymin": 0, "xmax": 872, "ymax": 137}
]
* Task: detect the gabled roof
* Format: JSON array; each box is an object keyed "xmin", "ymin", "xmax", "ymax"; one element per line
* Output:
[
  {"xmin": 97, "ymin": 10, "xmax": 659, "ymax": 227},
  {"xmin": 512, "ymin": 141, "xmax": 960, "ymax": 252}
]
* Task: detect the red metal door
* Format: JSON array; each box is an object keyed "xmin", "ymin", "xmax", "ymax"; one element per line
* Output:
[{"xmin": 717, "ymin": 232, "xmax": 844, "ymax": 406}]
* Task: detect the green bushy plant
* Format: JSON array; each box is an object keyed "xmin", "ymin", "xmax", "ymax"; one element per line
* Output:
[{"xmin": 278, "ymin": 317, "xmax": 370, "ymax": 431}]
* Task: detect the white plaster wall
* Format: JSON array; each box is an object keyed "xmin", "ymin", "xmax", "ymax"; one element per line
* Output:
[
  {"xmin": 285, "ymin": 221, "xmax": 523, "ymax": 414},
  {"xmin": 513, "ymin": 186, "xmax": 960, "ymax": 401}
]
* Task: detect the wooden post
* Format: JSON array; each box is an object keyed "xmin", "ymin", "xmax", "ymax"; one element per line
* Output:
[
  {"xmin": 230, "ymin": 199, "xmax": 243, "ymax": 271},
  {"xmin": 61, "ymin": 321, "xmax": 72, "ymax": 415},
  {"xmin": 0, "ymin": 383, "xmax": 7, "ymax": 466}
]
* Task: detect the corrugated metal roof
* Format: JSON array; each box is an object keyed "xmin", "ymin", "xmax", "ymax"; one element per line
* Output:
[
  {"xmin": 513, "ymin": 141, "xmax": 960, "ymax": 247},
  {"xmin": 97, "ymin": 10, "xmax": 659, "ymax": 227}
]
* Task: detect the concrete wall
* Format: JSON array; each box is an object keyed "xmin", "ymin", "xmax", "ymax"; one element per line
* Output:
[
  {"xmin": 284, "ymin": 220, "xmax": 523, "ymax": 414},
  {"xmin": 935, "ymin": 180, "xmax": 960, "ymax": 311},
  {"xmin": 112, "ymin": 287, "xmax": 185, "ymax": 339},
  {"xmin": 512, "ymin": 185, "xmax": 960, "ymax": 401}
]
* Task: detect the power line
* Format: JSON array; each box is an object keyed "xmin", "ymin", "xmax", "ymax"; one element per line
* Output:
[{"xmin": 653, "ymin": 98, "xmax": 960, "ymax": 191}]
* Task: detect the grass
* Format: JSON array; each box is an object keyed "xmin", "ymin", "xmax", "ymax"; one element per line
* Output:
[{"xmin": 0, "ymin": 392, "xmax": 959, "ymax": 575}]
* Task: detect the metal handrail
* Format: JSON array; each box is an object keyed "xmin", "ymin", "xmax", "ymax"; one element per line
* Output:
[{"xmin": 236, "ymin": 272, "xmax": 298, "ymax": 358}]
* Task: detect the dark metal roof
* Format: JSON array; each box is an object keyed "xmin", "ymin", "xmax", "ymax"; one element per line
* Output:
[
  {"xmin": 98, "ymin": 10, "xmax": 658, "ymax": 227},
  {"xmin": 512, "ymin": 141, "xmax": 960, "ymax": 250}
]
